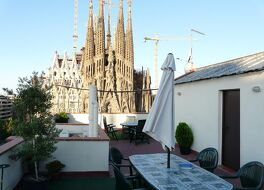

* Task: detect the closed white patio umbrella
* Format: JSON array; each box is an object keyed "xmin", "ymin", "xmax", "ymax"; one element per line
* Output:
[{"xmin": 143, "ymin": 53, "xmax": 176, "ymax": 168}]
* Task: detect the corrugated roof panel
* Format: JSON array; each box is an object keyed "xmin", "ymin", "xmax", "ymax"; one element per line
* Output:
[{"xmin": 175, "ymin": 51, "xmax": 264, "ymax": 84}]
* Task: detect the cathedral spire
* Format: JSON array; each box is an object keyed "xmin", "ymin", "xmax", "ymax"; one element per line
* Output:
[
  {"xmin": 125, "ymin": 0, "xmax": 134, "ymax": 89},
  {"xmin": 115, "ymin": 0, "xmax": 125, "ymax": 57},
  {"xmin": 96, "ymin": 0, "xmax": 105, "ymax": 56},
  {"xmin": 98, "ymin": 0, "xmax": 104, "ymax": 19},
  {"xmin": 94, "ymin": 0, "xmax": 105, "ymax": 95},
  {"xmin": 82, "ymin": 0, "xmax": 95, "ymax": 79},
  {"xmin": 106, "ymin": 0, "xmax": 112, "ymax": 50},
  {"xmin": 89, "ymin": 0, "xmax": 93, "ymax": 27},
  {"xmin": 127, "ymin": 0, "xmax": 132, "ymax": 32},
  {"xmin": 118, "ymin": 0, "xmax": 124, "ymax": 23},
  {"xmin": 85, "ymin": 0, "xmax": 94, "ymax": 61},
  {"xmin": 125, "ymin": 0, "xmax": 134, "ymax": 64}
]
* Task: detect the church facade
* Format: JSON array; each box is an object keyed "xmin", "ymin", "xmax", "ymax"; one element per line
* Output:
[{"xmin": 44, "ymin": 0, "xmax": 152, "ymax": 114}]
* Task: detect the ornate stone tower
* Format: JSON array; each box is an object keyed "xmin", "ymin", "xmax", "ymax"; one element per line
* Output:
[
  {"xmin": 81, "ymin": 0, "xmax": 135, "ymax": 113},
  {"xmin": 125, "ymin": 0, "xmax": 135, "ymax": 112},
  {"xmin": 94, "ymin": 0, "xmax": 105, "ymax": 95},
  {"xmin": 45, "ymin": 0, "xmax": 153, "ymax": 114},
  {"xmin": 142, "ymin": 68, "xmax": 152, "ymax": 112},
  {"xmin": 80, "ymin": 0, "xmax": 95, "ymax": 112}
]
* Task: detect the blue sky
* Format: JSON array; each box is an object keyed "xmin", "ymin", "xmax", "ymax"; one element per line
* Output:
[{"xmin": 0, "ymin": 0, "xmax": 264, "ymax": 92}]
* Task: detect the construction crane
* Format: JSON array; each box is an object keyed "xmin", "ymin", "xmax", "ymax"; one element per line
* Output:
[
  {"xmin": 73, "ymin": 0, "xmax": 78, "ymax": 54},
  {"xmin": 144, "ymin": 34, "xmax": 195, "ymax": 89}
]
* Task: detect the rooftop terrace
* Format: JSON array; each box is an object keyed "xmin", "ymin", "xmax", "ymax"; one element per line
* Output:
[{"xmin": 11, "ymin": 137, "xmax": 242, "ymax": 190}]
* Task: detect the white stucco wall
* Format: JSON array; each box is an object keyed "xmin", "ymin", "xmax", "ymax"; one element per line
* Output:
[
  {"xmin": 48, "ymin": 140, "xmax": 109, "ymax": 172},
  {"xmin": 0, "ymin": 138, "xmax": 23, "ymax": 190},
  {"xmin": 56, "ymin": 124, "xmax": 90, "ymax": 132},
  {"xmin": 68, "ymin": 113, "xmax": 148, "ymax": 128},
  {"xmin": 102, "ymin": 113, "xmax": 148, "ymax": 128},
  {"xmin": 174, "ymin": 71, "xmax": 264, "ymax": 165},
  {"xmin": 68, "ymin": 114, "xmax": 90, "ymax": 124}
]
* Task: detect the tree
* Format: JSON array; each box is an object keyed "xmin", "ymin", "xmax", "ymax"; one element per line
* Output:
[
  {"xmin": 2, "ymin": 87, "xmax": 14, "ymax": 95},
  {"xmin": 12, "ymin": 72, "xmax": 60, "ymax": 181}
]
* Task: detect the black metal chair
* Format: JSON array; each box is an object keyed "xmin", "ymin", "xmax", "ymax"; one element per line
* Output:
[
  {"xmin": 220, "ymin": 161, "xmax": 264, "ymax": 190},
  {"xmin": 0, "ymin": 164, "xmax": 10, "ymax": 190},
  {"xmin": 103, "ymin": 116, "xmax": 118, "ymax": 140},
  {"xmin": 189, "ymin": 147, "xmax": 218, "ymax": 173},
  {"xmin": 111, "ymin": 163, "xmax": 147, "ymax": 190},
  {"xmin": 110, "ymin": 147, "xmax": 134, "ymax": 176},
  {"xmin": 130, "ymin": 120, "xmax": 149, "ymax": 145}
]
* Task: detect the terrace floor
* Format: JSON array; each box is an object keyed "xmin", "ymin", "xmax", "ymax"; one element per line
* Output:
[
  {"xmin": 14, "ymin": 136, "xmax": 249, "ymax": 190},
  {"xmin": 48, "ymin": 137, "xmax": 245, "ymax": 190},
  {"xmin": 110, "ymin": 138, "xmax": 238, "ymax": 177}
]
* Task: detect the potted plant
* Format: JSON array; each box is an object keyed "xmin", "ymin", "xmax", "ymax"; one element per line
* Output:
[
  {"xmin": 45, "ymin": 160, "xmax": 65, "ymax": 179},
  {"xmin": 11, "ymin": 72, "xmax": 61, "ymax": 190},
  {"xmin": 175, "ymin": 122, "xmax": 193, "ymax": 155},
  {"xmin": 55, "ymin": 112, "xmax": 69, "ymax": 123}
]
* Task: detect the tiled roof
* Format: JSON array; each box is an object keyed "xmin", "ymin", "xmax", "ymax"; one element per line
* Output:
[{"xmin": 175, "ymin": 51, "xmax": 264, "ymax": 84}]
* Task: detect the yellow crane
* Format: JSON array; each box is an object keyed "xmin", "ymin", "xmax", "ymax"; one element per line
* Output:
[{"xmin": 144, "ymin": 34, "xmax": 195, "ymax": 89}]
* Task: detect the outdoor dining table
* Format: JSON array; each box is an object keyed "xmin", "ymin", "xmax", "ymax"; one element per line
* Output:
[
  {"xmin": 120, "ymin": 122, "xmax": 138, "ymax": 128},
  {"xmin": 129, "ymin": 153, "xmax": 233, "ymax": 190},
  {"xmin": 120, "ymin": 122, "xmax": 138, "ymax": 142}
]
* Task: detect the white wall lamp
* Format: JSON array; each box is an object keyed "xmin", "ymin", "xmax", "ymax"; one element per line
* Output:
[{"xmin": 252, "ymin": 86, "xmax": 262, "ymax": 93}]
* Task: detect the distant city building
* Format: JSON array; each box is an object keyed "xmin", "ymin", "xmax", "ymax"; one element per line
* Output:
[
  {"xmin": 44, "ymin": 0, "xmax": 152, "ymax": 114},
  {"xmin": 0, "ymin": 95, "xmax": 12, "ymax": 120}
]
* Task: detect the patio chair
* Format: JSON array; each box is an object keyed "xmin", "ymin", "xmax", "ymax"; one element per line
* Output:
[
  {"xmin": 130, "ymin": 119, "xmax": 149, "ymax": 145},
  {"xmin": 220, "ymin": 161, "xmax": 264, "ymax": 190},
  {"xmin": 111, "ymin": 163, "xmax": 148, "ymax": 190},
  {"xmin": 103, "ymin": 116, "xmax": 118, "ymax": 141},
  {"xmin": 189, "ymin": 147, "xmax": 218, "ymax": 173},
  {"xmin": 109, "ymin": 147, "xmax": 134, "ymax": 176}
]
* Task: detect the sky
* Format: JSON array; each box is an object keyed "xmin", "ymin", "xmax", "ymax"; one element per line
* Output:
[{"xmin": 0, "ymin": 0, "xmax": 264, "ymax": 93}]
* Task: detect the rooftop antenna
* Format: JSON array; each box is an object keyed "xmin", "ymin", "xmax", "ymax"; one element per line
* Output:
[
  {"xmin": 191, "ymin": 29, "xmax": 205, "ymax": 36},
  {"xmin": 190, "ymin": 28, "xmax": 205, "ymax": 49},
  {"xmin": 184, "ymin": 29, "xmax": 205, "ymax": 73}
]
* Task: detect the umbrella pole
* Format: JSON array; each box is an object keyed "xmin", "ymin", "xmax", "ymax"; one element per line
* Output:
[{"xmin": 166, "ymin": 146, "xmax": 170, "ymax": 168}]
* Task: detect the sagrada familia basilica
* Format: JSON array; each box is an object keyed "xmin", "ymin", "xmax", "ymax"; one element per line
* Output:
[{"xmin": 44, "ymin": 0, "xmax": 152, "ymax": 114}]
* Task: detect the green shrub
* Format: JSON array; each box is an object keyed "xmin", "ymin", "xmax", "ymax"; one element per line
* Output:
[
  {"xmin": 0, "ymin": 118, "xmax": 13, "ymax": 141},
  {"xmin": 55, "ymin": 112, "xmax": 69, "ymax": 123},
  {"xmin": 46, "ymin": 160, "xmax": 65, "ymax": 174},
  {"xmin": 175, "ymin": 122, "xmax": 193, "ymax": 148}
]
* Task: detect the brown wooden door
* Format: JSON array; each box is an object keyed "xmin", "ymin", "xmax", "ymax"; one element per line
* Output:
[{"xmin": 222, "ymin": 90, "xmax": 240, "ymax": 170}]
